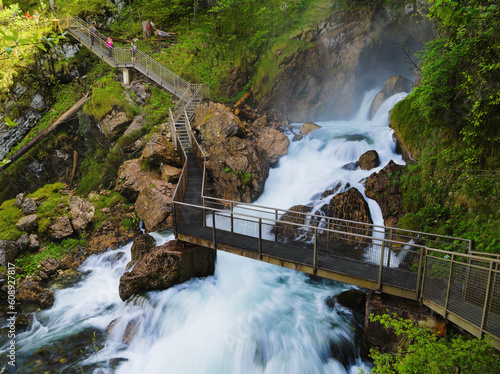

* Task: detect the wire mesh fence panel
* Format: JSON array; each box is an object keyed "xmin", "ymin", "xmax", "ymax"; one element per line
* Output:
[
  {"xmin": 422, "ymin": 256, "xmax": 451, "ymax": 308},
  {"xmin": 485, "ymin": 266, "xmax": 500, "ymax": 339},
  {"xmin": 463, "ymin": 262, "xmax": 490, "ymax": 308},
  {"xmin": 449, "ymin": 261, "xmax": 485, "ymax": 327}
]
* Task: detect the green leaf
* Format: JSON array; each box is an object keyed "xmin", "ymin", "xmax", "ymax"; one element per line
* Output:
[{"xmin": 4, "ymin": 117, "xmax": 18, "ymax": 128}]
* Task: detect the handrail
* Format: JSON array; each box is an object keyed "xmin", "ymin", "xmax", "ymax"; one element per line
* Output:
[
  {"xmin": 200, "ymin": 193, "xmax": 471, "ymax": 252},
  {"xmin": 64, "ymin": 15, "xmax": 199, "ymax": 104}
]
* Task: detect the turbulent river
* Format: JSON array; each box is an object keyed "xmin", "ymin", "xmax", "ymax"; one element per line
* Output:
[{"xmin": 1, "ymin": 90, "xmax": 406, "ymax": 373}]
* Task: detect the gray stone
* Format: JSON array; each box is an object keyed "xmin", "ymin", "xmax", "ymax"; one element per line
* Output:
[
  {"xmin": 70, "ymin": 197, "xmax": 95, "ymax": 231},
  {"xmin": 0, "ymin": 240, "xmax": 18, "ymax": 266},
  {"xmin": 21, "ymin": 198, "xmax": 37, "ymax": 215},
  {"xmin": 29, "ymin": 234, "xmax": 40, "ymax": 251},
  {"xmin": 16, "ymin": 214, "xmax": 39, "ymax": 232},
  {"xmin": 49, "ymin": 216, "xmax": 74, "ymax": 240},
  {"xmin": 16, "ymin": 234, "xmax": 30, "ymax": 253},
  {"xmin": 30, "ymin": 94, "xmax": 46, "ymax": 110},
  {"xmin": 15, "ymin": 192, "xmax": 27, "ymax": 208}
]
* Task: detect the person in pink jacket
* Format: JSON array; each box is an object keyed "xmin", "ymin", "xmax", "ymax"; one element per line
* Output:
[{"xmin": 106, "ymin": 37, "xmax": 113, "ymax": 58}]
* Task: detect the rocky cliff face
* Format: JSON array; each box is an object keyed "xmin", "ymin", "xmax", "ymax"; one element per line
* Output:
[{"xmin": 257, "ymin": 1, "xmax": 433, "ymax": 122}]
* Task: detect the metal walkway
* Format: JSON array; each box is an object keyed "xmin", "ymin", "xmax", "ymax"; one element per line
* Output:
[
  {"xmin": 62, "ymin": 15, "xmax": 205, "ymax": 140},
  {"xmin": 171, "ymin": 114, "xmax": 500, "ymax": 351},
  {"xmin": 64, "ymin": 15, "xmax": 500, "ymax": 349}
]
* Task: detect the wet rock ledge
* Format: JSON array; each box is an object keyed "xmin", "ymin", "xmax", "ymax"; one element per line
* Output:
[{"xmin": 118, "ymin": 235, "xmax": 216, "ymax": 301}]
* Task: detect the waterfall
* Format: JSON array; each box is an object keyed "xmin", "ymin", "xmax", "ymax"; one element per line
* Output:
[{"xmin": 1, "ymin": 91, "xmax": 407, "ymax": 373}]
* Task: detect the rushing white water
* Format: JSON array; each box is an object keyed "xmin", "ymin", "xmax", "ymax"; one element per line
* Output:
[{"xmin": 3, "ymin": 91, "xmax": 407, "ymax": 373}]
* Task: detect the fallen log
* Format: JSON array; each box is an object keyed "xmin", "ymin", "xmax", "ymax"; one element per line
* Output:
[{"xmin": 0, "ymin": 94, "xmax": 89, "ymax": 172}]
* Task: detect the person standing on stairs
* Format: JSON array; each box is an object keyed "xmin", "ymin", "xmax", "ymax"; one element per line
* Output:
[
  {"xmin": 106, "ymin": 37, "xmax": 113, "ymax": 58},
  {"xmin": 130, "ymin": 41, "xmax": 137, "ymax": 63},
  {"xmin": 89, "ymin": 25, "xmax": 96, "ymax": 46}
]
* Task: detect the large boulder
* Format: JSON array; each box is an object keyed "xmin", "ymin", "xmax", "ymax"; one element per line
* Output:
[
  {"xmin": 160, "ymin": 164, "xmax": 182, "ymax": 184},
  {"xmin": 357, "ymin": 150, "xmax": 380, "ymax": 170},
  {"xmin": 130, "ymin": 233, "xmax": 157, "ymax": 264},
  {"xmin": 0, "ymin": 241, "xmax": 19, "ymax": 266},
  {"xmin": 70, "ymin": 197, "xmax": 95, "ymax": 232},
  {"xmin": 100, "ymin": 109, "xmax": 133, "ymax": 141},
  {"xmin": 319, "ymin": 187, "xmax": 373, "ymax": 246},
  {"xmin": 274, "ymin": 205, "xmax": 314, "ymax": 242},
  {"xmin": 300, "ymin": 122, "xmax": 321, "ymax": 135},
  {"xmin": 369, "ymin": 75, "xmax": 413, "ymax": 118},
  {"xmin": 141, "ymin": 134, "xmax": 179, "ymax": 166},
  {"xmin": 256, "ymin": 127, "xmax": 290, "ymax": 165},
  {"xmin": 16, "ymin": 276, "xmax": 55, "ymax": 309},
  {"xmin": 134, "ymin": 180, "xmax": 175, "ymax": 232},
  {"xmin": 193, "ymin": 102, "xmax": 243, "ymax": 147},
  {"xmin": 115, "ymin": 159, "xmax": 161, "ymax": 200},
  {"xmin": 119, "ymin": 240, "xmax": 215, "ymax": 301},
  {"xmin": 49, "ymin": 216, "xmax": 74, "ymax": 240},
  {"xmin": 364, "ymin": 160, "xmax": 404, "ymax": 227},
  {"xmin": 16, "ymin": 214, "xmax": 39, "ymax": 232},
  {"xmin": 206, "ymin": 137, "xmax": 270, "ymax": 203}
]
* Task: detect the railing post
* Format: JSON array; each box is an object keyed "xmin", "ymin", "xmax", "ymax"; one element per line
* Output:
[
  {"xmin": 212, "ymin": 212, "xmax": 217, "ymax": 249},
  {"xmin": 313, "ymin": 228, "xmax": 317, "ymax": 274},
  {"xmin": 419, "ymin": 249, "xmax": 429, "ymax": 302},
  {"xmin": 259, "ymin": 218, "xmax": 262, "ymax": 260},
  {"xmin": 378, "ymin": 240, "xmax": 385, "ymax": 290},
  {"xmin": 480, "ymin": 260, "xmax": 494, "ymax": 336},
  {"xmin": 415, "ymin": 247, "xmax": 424, "ymax": 298},
  {"xmin": 444, "ymin": 253, "xmax": 455, "ymax": 316},
  {"xmin": 386, "ymin": 227, "xmax": 393, "ymax": 267},
  {"xmin": 230, "ymin": 202, "xmax": 234, "ymax": 233},
  {"xmin": 326, "ymin": 217, "xmax": 330, "ymax": 253},
  {"xmin": 274, "ymin": 210, "xmax": 278, "ymax": 242}
]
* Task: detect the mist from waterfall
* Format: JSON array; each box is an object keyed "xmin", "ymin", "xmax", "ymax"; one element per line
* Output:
[{"xmin": 1, "ymin": 91, "xmax": 407, "ymax": 373}]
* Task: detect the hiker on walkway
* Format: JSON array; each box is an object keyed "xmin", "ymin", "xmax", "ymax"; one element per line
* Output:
[
  {"xmin": 89, "ymin": 25, "xmax": 96, "ymax": 46},
  {"xmin": 25, "ymin": 11, "xmax": 31, "ymax": 19},
  {"xmin": 106, "ymin": 37, "xmax": 113, "ymax": 58},
  {"xmin": 33, "ymin": 10, "xmax": 39, "ymax": 28},
  {"xmin": 130, "ymin": 41, "xmax": 137, "ymax": 63}
]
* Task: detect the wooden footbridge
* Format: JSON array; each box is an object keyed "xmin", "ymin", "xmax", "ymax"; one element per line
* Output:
[{"xmin": 64, "ymin": 16, "xmax": 500, "ymax": 349}]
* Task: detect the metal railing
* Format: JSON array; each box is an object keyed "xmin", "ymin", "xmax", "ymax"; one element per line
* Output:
[
  {"xmin": 171, "ymin": 128, "xmax": 499, "ymax": 348},
  {"xmin": 63, "ymin": 15, "xmax": 203, "ymax": 103},
  {"xmin": 200, "ymin": 194, "xmax": 472, "ymax": 255}
]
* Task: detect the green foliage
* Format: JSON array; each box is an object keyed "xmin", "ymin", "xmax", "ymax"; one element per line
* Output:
[
  {"xmin": 77, "ymin": 146, "xmax": 126, "ymax": 196},
  {"xmin": 0, "ymin": 199, "xmax": 22, "ymax": 241},
  {"xmin": 83, "ymin": 74, "xmax": 134, "ymax": 121},
  {"xmin": 237, "ymin": 170, "xmax": 253, "ymax": 185},
  {"xmin": 391, "ymin": 0, "xmax": 500, "ymax": 253},
  {"xmin": 0, "ymin": 4, "xmax": 66, "ymax": 96},
  {"xmin": 368, "ymin": 313, "xmax": 500, "ymax": 374},
  {"xmin": 91, "ymin": 191, "xmax": 129, "ymax": 230},
  {"xmin": 58, "ymin": 0, "xmax": 117, "ymax": 19},
  {"xmin": 15, "ymin": 237, "xmax": 84, "ymax": 277},
  {"xmin": 143, "ymin": 86, "xmax": 173, "ymax": 126}
]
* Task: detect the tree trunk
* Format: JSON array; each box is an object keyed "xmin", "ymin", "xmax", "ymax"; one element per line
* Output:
[{"xmin": 0, "ymin": 95, "xmax": 89, "ymax": 172}]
